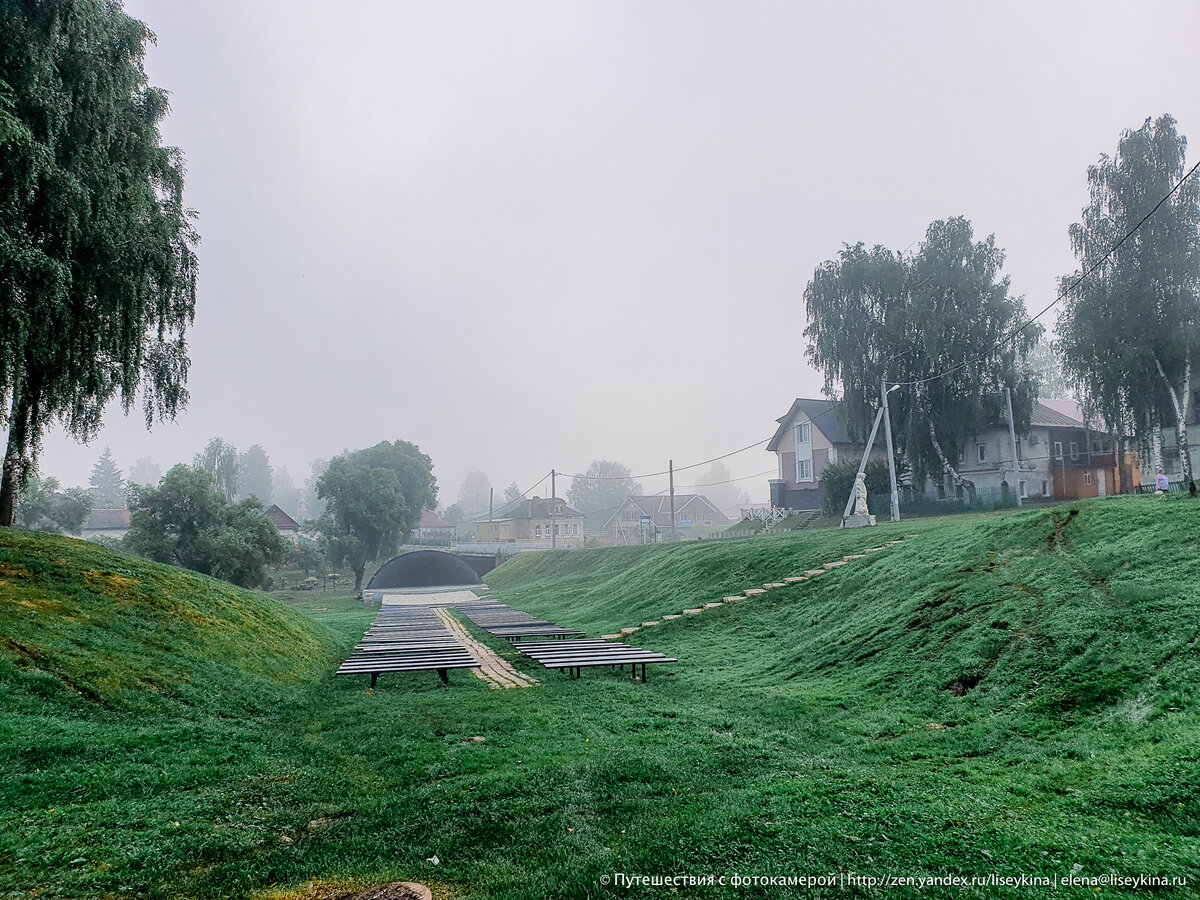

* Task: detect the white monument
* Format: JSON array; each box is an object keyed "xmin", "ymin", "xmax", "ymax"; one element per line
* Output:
[{"xmin": 842, "ymin": 471, "xmax": 876, "ymax": 528}]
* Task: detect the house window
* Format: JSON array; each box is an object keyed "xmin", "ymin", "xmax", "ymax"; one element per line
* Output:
[
  {"xmin": 958, "ymin": 448, "xmax": 965, "ymax": 463},
  {"xmin": 1070, "ymin": 441, "xmax": 1079, "ymax": 461},
  {"xmin": 797, "ymin": 459, "xmax": 813, "ymax": 482},
  {"xmin": 535, "ymin": 525, "xmax": 542, "ymax": 537},
  {"xmin": 1042, "ymin": 480, "xmax": 1049, "ymax": 496},
  {"xmin": 797, "ymin": 422, "xmax": 811, "ymax": 443},
  {"xmin": 828, "ymin": 446, "xmax": 837, "ymax": 465},
  {"xmin": 977, "ymin": 443, "xmax": 987, "ymax": 463},
  {"xmin": 1084, "ymin": 471, "xmax": 1092, "ymax": 485},
  {"xmin": 1016, "ymin": 439, "xmax": 1022, "ymax": 461},
  {"xmin": 1019, "ymin": 480, "xmax": 1028, "ymax": 498},
  {"xmin": 1054, "ymin": 441, "xmax": 1063, "ymax": 460},
  {"xmin": 501, "ymin": 524, "xmax": 509, "ymax": 533}
]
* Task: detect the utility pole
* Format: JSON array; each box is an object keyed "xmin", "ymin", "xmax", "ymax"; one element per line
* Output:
[
  {"xmin": 669, "ymin": 459, "xmax": 677, "ymax": 543},
  {"xmin": 1004, "ymin": 386, "xmax": 1022, "ymax": 508},
  {"xmin": 551, "ymin": 470, "xmax": 557, "ymax": 549},
  {"xmin": 488, "ymin": 487, "xmax": 493, "ymax": 522},
  {"xmin": 881, "ymin": 378, "xmax": 900, "ymax": 522}
]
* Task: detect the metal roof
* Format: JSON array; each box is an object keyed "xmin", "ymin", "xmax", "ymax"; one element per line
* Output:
[{"xmin": 766, "ymin": 398, "xmax": 850, "ymax": 452}]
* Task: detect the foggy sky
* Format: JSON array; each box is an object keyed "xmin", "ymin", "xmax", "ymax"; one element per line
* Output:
[{"xmin": 31, "ymin": 0, "xmax": 1200, "ymax": 506}]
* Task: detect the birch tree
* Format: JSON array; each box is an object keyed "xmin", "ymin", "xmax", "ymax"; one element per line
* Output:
[
  {"xmin": 804, "ymin": 218, "xmax": 1038, "ymax": 490},
  {"xmin": 1057, "ymin": 115, "xmax": 1200, "ymax": 487}
]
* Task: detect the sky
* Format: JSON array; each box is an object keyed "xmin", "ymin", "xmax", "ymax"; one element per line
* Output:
[{"xmin": 30, "ymin": 0, "xmax": 1200, "ymax": 507}]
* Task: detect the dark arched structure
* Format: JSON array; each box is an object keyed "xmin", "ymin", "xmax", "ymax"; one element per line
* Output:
[{"xmin": 367, "ymin": 549, "xmax": 483, "ymax": 590}]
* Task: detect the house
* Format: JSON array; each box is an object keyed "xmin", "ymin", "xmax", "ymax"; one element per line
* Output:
[
  {"xmin": 472, "ymin": 496, "xmax": 585, "ymax": 548},
  {"xmin": 408, "ymin": 509, "xmax": 456, "ymax": 547},
  {"xmin": 767, "ymin": 398, "xmax": 875, "ymax": 510},
  {"xmin": 951, "ymin": 400, "xmax": 1136, "ymax": 500},
  {"xmin": 604, "ymin": 494, "xmax": 730, "ymax": 544},
  {"xmin": 81, "ymin": 507, "xmax": 131, "ymax": 541},
  {"xmin": 1154, "ymin": 389, "xmax": 1200, "ymax": 484},
  {"xmin": 264, "ymin": 504, "xmax": 302, "ymax": 546}
]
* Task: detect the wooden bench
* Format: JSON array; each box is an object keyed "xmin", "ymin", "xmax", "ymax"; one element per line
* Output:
[
  {"xmin": 512, "ymin": 639, "xmax": 677, "ymax": 682},
  {"xmin": 337, "ymin": 606, "xmax": 479, "ymax": 687}
]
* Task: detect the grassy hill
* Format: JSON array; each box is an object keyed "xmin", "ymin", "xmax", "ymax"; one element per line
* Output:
[
  {"xmin": 2, "ymin": 499, "xmax": 1199, "ymax": 899},
  {"xmin": 0, "ymin": 529, "xmax": 338, "ymax": 713}
]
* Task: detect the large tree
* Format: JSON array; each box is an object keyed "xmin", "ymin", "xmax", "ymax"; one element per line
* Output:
[
  {"xmin": 127, "ymin": 455, "xmax": 162, "ymax": 487},
  {"xmin": 0, "ymin": 1, "xmax": 198, "ymax": 525},
  {"xmin": 804, "ymin": 217, "xmax": 1039, "ymax": 490},
  {"xmin": 455, "ymin": 470, "xmax": 492, "ymax": 518},
  {"xmin": 692, "ymin": 460, "xmax": 750, "ymax": 512},
  {"xmin": 1056, "ymin": 115, "xmax": 1200, "ymax": 485},
  {"xmin": 315, "ymin": 440, "xmax": 437, "ymax": 592},
  {"xmin": 238, "ymin": 444, "xmax": 273, "ymax": 503},
  {"xmin": 125, "ymin": 465, "xmax": 287, "ymax": 589},
  {"xmin": 271, "ymin": 466, "xmax": 299, "ymax": 518},
  {"xmin": 88, "ymin": 446, "xmax": 125, "ymax": 507},
  {"xmin": 566, "ymin": 460, "xmax": 643, "ymax": 515},
  {"xmin": 193, "ymin": 437, "xmax": 239, "ymax": 501}
]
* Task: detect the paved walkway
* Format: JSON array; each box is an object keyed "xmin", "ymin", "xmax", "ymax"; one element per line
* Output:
[{"xmin": 433, "ymin": 607, "xmax": 539, "ymax": 689}]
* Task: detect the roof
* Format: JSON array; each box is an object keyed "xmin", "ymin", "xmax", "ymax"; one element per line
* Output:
[
  {"xmin": 1004, "ymin": 400, "xmax": 1097, "ymax": 430},
  {"xmin": 83, "ymin": 508, "xmax": 131, "ymax": 531},
  {"xmin": 416, "ymin": 509, "xmax": 453, "ymax": 529},
  {"xmin": 264, "ymin": 504, "xmax": 300, "ymax": 530},
  {"xmin": 497, "ymin": 496, "xmax": 584, "ymax": 520},
  {"xmin": 603, "ymin": 494, "xmax": 731, "ymax": 529},
  {"xmin": 767, "ymin": 398, "xmax": 851, "ymax": 452}
]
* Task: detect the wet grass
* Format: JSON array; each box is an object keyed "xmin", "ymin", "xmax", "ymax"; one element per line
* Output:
[{"xmin": 2, "ymin": 497, "xmax": 1199, "ymax": 898}]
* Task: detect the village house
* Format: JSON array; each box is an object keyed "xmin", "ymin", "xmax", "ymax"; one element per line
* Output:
[
  {"xmin": 263, "ymin": 504, "xmax": 302, "ymax": 546},
  {"xmin": 1155, "ymin": 389, "xmax": 1200, "ymax": 485},
  {"xmin": 472, "ymin": 496, "xmax": 585, "ymax": 549},
  {"xmin": 81, "ymin": 507, "xmax": 131, "ymax": 542},
  {"xmin": 952, "ymin": 399, "xmax": 1136, "ymax": 501},
  {"xmin": 604, "ymin": 494, "xmax": 729, "ymax": 544},
  {"xmin": 408, "ymin": 509, "xmax": 456, "ymax": 547},
  {"xmin": 766, "ymin": 396, "xmax": 1138, "ymax": 511},
  {"xmin": 767, "ymin": 398, "xmax": 876, "ymax": 511}
]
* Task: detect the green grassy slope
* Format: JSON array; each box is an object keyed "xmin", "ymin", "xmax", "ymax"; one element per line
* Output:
[
  {"xmin": 2, "ymin": 500, "xmax": 1198, "ymax": 899},
  {"xmin": 0, "ymin": 529, "xmax": 339, "ymax": 714},
  {"xmin": 488, "ymin": 499, "xmax": 1200, "ymax": 726}
]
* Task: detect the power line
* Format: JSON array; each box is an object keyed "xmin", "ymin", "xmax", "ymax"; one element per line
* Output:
[
  {"xmin": 890, "ymin": 156, "xmax": 1200, "ymax": 390},
  {"xmin": 453, "ymin": 470, "xmax": 551, "ymax": 525}
]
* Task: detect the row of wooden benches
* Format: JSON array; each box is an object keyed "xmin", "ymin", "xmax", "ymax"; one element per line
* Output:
[
  {"xmin": 336, "ymin": 600, "xmax": 677, "ymax": 687},
  {"xmin": 336, "ymin": 605, "xmax": 477, "ymax": 687}
]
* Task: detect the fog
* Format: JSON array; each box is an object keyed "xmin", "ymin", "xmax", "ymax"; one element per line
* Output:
[{"xmin": 33, "ymin": 0, "xmax": 1200, "ymax": 506}]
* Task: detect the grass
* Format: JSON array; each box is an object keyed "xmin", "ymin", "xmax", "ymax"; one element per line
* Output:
[{"xmin": 2, "ymin": 497, "xmax": 1199, "ymax": 898}]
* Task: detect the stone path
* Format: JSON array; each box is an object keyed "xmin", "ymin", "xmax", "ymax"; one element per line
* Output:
[
  {"xmin": 433, "ymin": 607, "xmax": 539, "ymax": 689},
  {"xmin": 602, "ymin": 535, "xmax": 916, "ymax": 640}
]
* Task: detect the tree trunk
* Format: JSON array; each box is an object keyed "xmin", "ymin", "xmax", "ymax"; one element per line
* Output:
[
  {"xmin": 927, "ymin": 420, "xmax": 963, "ymax": 487},
  {"xmin": 1153, "ymin": 354, "xmax": 1194, "ymax": 485},
  {"xmin": 354, "ymin": 565, "xmax": 365, "ymax": 594},
  {"xmin": 0, "ymin": 389, "xmax": 33, "ymax": 527},
  {"xmin": 1115, "ymin": 438, "xmax": 1128, "ymax": 494},
  {"xmin": 1150, "ymin": 415, "xmax": 1164, "ymax": 475}
]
